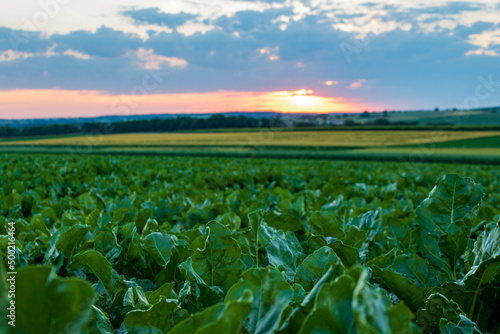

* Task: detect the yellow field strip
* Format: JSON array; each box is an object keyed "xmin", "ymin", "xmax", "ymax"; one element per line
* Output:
[{"xmin": 1, "ymin": 131, "xmax": 499, "ymax": 148}]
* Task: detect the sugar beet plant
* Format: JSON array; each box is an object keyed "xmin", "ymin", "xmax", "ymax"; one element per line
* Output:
[{"xmin": 0, "ymin": 154, "xmax": 499, "ymax": 333}]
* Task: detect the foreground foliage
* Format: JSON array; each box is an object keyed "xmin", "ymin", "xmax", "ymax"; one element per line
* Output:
[{"xmin": 1, "ymin": 154, "xmax": 499, "ymax": 333}]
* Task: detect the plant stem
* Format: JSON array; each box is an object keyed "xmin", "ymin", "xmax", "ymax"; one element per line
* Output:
[{"xmin": 468, "ymin": 270, "xmax": 486, "ymax": 320}]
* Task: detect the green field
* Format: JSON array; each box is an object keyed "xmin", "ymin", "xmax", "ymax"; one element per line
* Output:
[
  {"xmin": 366, "ymin": 109, "xmax": 500, "ymax": 125},
  {"xmin": 1, "ymin": 153, "xmax": 499, "ymax": 333},
  {"xmin": 1, "ymin": 131, "xmax": 499, "ymax": 164}
]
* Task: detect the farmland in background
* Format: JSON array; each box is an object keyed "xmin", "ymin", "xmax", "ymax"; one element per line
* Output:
[
  {"xmin": 1, "ymin": 130, "xmax": 499, "ymax": 164},
  {"xmin": 1, "ymin": 131, "xmax": 498, "ymax": 147}
]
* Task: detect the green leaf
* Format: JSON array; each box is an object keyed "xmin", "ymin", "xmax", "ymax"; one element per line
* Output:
[
  {"xmin": 343, "ymin": 225, "xmax": 368, "ymax": 249},
  {"xmin": 461, "ymin": 256, "xmax": 500, "ymax": 322},
  {"xmin": 169, "ymin": 292, "xmax": 253, "ymax": 334},
  {"xmin": 123, "ymin": 299, "xmax": 186, "ymax": 334},
  {"xmin": 265, "ymin": 211, "xmax": 305, "ymax": 233},
  {"xmin": 239, "ymin": 209, "xmax": 265, "ymax": 267},
  {"xmin": 187, "ymin": 207, "xmax": 207, "ymax": 226},
  {"xmin": 413, "ymin": 174, "xmax": 485, "ymax": 279},
  {"xmin": 85, "ymin": 209, "xmax": 101, "ymax": 229},
  {"xmin": 370, "ymin": 265, "xmax": 426, "ymax": 311},
  {"xmin": 439, "ymin": 314, "xmax": 482, "ymax": 334},
  {"xmin": 348, "ymin": 208, "xmax": 384, "ymax": 245},
  {"xmin": 78, "ymin": 191, "xmax": 98, "ymax": 212},
  {"xmin": 368, "ymin": 251, "xmax": 440, "ymax": 311},
  {"xmin": 88, "ymin": 305, "xmax": 115, "ymax": 334},
  {"xmin": 352, "ymin": 270, "xmax": 417, "ymax": 334},
  {"xmin": 266, "ymin": 231, "xmax": 305, "ymax": 281},
  {"xmin": 13, "ymin": 266, "xmax": 96, "ymax": 334},
  {"xmin": 177, "ymin": 280, "xmax": 223, "ymax": 313},
  {"xmin": 136, "ymin": 208, "xmax": 153, "ymax": 234},
  {"xmin": 277, "ymin": 266, "xmax": 339, "ymax": 334},
  {"xmin": 56, "ymin": 224, "xmax": 90, "ymax": 259},
  {"xmin": 472, "ymin": 222, "xmax": 500, "ymax": 265},
  {"xmin": 295, "ymin": 246, "xmax": 344, "ymax": 291},
  {"xmin": 300, "ymin": 268, "xmax": 418, "ymax": 334},
  {"xmin": 226, "ymin": 267, "xmax": 294, "ymax": 334},
  {"xmin": 298, "ymin": 275, "xmax": 357, "ymax": 333},
  {"xmin": 327, "ymin": 240, "xmax": 361, "ymax": 267},
  {"xmin": 217, "ymin": 212, "xmax": 242, "ymax": 231},
  {"xmin": 124, "ymin": 286, "xmax": 150, "ymax": 309},
  {"xmin": 179, "ymin": 257, "xmax": 207, "ymax": 285},
  {"xmin": 146, "ymin": 282, "xmax": 177, "ymax": 305},
  {"xmin": 417, "ymin": 293, "xmax": 467, "ymax": 333},
  {"xmin": 142, "ymin": 233, "xmax": 176, "ymax": 267},
  {"xmin": 184, "ymin": 221, "xmax": 244, "ymax": 292},
  {"xmin": 94, "ymin": 230, "xmax": 122, "ymax": 262},
  {"xmin": 391, "ymin": 253, "xmax": 444, "ymax": 288},
  {"xmin": 307, "ymin": 211, "xmax": 344, "ymax": 239},
  {"xmin": 73, "ymin": 249, "xmax": 114, "ymax": 299}
]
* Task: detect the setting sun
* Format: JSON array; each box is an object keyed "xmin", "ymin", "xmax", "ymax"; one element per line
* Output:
[
  {"xmin": 264, "ymin": 90, "xmax": 361, "ymax": 113},
  {"xmin": 296, "ymin": 89, "xmax": 314, "ymax": 95},
  {"xmin": 287, "ymin": 95, "xmax": 322, "ymax": 108}
]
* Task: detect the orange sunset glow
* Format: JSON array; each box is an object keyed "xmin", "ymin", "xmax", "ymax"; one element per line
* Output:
[{"xmin": 0, "ymin": 89, "xmax": 367, "ymax": 119}]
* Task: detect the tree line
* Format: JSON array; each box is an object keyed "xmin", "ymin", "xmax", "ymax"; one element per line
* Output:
[{"xmin": 0, "ymin": 115, "xmax": 286, "ymax": 138}]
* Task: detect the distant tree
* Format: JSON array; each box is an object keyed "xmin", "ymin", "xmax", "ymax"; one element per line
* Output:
[
  {"xmin": 373, "ymin": 118, "xmax": 390, "ymax": 125},
  {"xmin": 434, "ymin": 107, "xmax": 440, "ymax": 112},
  {"xmin": 344, "ymin": 120, "xmax": 360, "ymax": 126},
  {"xmin": 360, "ymin": 111, "xmax": 371, "ymax": 118}
]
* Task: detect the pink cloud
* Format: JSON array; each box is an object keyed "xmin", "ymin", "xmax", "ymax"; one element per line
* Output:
[{"xmin": 349, "ymin": 79, "xmax": 367, "ymax": 89}]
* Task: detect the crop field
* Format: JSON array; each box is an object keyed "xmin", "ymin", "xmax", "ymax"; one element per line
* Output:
[
  {"xmin": 1, "ymin": 153, "xmax": 499, "ymax": 333},
  {"xmin": 1, "ymin": 130, "xmax": 499, "ymax": 147},
  {"xmin": 1, "ymin": 131, "xmax": 499, "ymax": 165},
  {"xmin": 381, "ymin": 110, "xmax": 500, "ymax": 126}
]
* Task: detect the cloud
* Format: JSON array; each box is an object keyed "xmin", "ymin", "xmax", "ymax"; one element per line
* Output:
[
  {"xmin": 0, "ymin": 46, "xmax": 93, "ymax": 62},
  {"xmin": 0, "ymin": 2, "xmax": 499, "ymax": 111},
  {"xmin": 411, "ymin": 2, "xmax": 482, "ymax": 15},
  {"xmin": 129, "ymin": 48, "xmax": 188, "ymax": 69},
  {"xmin": 350, "ymin": 80, "xmax": 367, "ymax": 89},
  {"xmin": 465, "ymin": 49, "xmax": 499, "ymax": 56},
  {"xmin": 123, "ymin": 8, "xmax": 198, "ymax": 28},
  {"xmin": 214, "ymin": 8, "xmax": 293, "ymax": 32},
  {"xmin": 62, "ymin": 49, "xmax": 92, "ymax": 60},
  {"xmin": 467, "ymin": 28, "xmax": 500, "ymax": 49},
  {"xmin": 0, "ymin": 27, "xmax": 52, "ymax": 53},
  {"xmin": 259, "ymin": 46, "xmax": 280, "ymax": 60},
  {"xmin": 0, "ymin": 50, "xmax": 33, "ymax": 62},
  {"xmin": 144, "ymin": 28, "xmax": 262, "ymax": 70},
  {"xmin": 51, "ymin": 26, "xmax": 143, "ymax": 58},
  {"xmin": 324, "ymin": 81, "xmax": 339, "ymax": 86}
]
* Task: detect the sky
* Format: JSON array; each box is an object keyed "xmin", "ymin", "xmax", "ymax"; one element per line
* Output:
[{"xmin": 0, "ymin": 0, "xmax": 499, "ymax": 119}]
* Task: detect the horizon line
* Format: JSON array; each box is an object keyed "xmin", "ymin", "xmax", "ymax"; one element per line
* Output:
[{"xmin": 2, "ymin": 106, "xmax": 498, "ymax": 122}]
